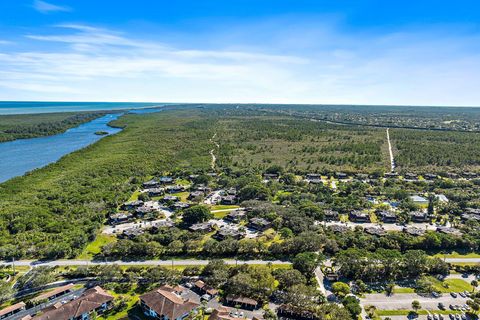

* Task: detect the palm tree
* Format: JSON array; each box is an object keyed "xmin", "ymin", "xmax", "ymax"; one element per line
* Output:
[{"xmin": 471, "ymin": 280, "xmax": 478, "ymax": 292}]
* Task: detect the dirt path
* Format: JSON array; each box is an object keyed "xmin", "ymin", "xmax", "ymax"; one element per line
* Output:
[
  {"xmin": 386, "ymin": 128, "xmax": 395, "ymax": 172},
  {"xmin": 209, "ymin": 132, "xmax": 219, "ymax": 170}
]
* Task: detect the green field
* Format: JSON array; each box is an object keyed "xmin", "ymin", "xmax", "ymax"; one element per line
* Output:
[
  {"xmin": 391, "ymin": 128, "xmax": 480, "ymax": 173},
  {"xmin": 216, "ymin": 116, "xmax": 390, "ymax": 174},
  {"xmin": 77, "ymin": 234, "xmax": 117, "ymax": 259}
]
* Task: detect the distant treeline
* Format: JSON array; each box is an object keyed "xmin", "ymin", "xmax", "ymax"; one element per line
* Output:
[{"xmin": 0, "ymin": 112, "xmax": 105, "ymax": 142}]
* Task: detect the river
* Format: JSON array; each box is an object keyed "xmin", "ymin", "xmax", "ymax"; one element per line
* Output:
[
  {"xmin": 0, "ymin": 113, "xmax": 125, "ymax": 183},
  {"xmin": 0, "ymin": 106, "xmax": 168, "ymax": 183}
]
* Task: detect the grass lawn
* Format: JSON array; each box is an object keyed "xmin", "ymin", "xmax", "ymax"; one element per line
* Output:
[
  {"xmin": 171, "ymin": 191, "xmax": 189, "ymax": 202},
  {"xmin": 99, "ymin": 288, "xmax": 141, "ymax": 320},
  {"xmin": 392, "ymin": 287, "xmax": 415, "ymax": 294},
  {"xmin": 431, "ymin": 277, "xmax": 473, "ymax": 293},
  {"xmin": 433, "ymin": 252, "xmax": 480, "ymax": 259},
  {"xmin": 211, "ymin": 204, "xmax": 240, "ymax": 211},
  {"xmin": 127, "ymin": 190, "xmax": 142, "ymax": 202},
  {"xmin": 77, "ymin": 234, "xmax": 117, "ymax": 259},
  {"xmin": 376, "ymin": 309, "xmax": 461, "ymax": 316}
]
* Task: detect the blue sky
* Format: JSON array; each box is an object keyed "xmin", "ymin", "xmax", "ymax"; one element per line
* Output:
[{"xmin": 0, "ymin": 1, "xmax": 479, "ymax": 105}]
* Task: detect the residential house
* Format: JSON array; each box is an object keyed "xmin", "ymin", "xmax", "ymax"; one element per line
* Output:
[
  {"xmin": 247, "ymin": 218, "xmax": 271, "ymax": 231},
  {"xmin": 409, "ymin": 211, "xmax": 429, "ymax": 222},
  {"xmin": 151, "ymin": 220, "xmax": 175, "ymax": 231},
  {"xmin": 121, "ymin": 200, "xmax": 144, "ymax": 211},
  {"xmin": 424, "ymin": 173, "xmax": 438, "ymax": 180},
  {"xmin": 462, "ymin": 172, "xmax": 479, "ymax": 179},
  {"xmin": 409, "ymin": 195, "xmax": 428, "ymax": 205},
  {"xmin": 166, "ymin": 185, "xmax": 185, "ymax": 193},
  {"xmin": 404, "ymin": 173, "xmax": 418, "ymax": 180},
  {"xmin": 329, "ymin": 224, "xmax": 350, "ymax": 233},
  {"xmin": 226, "ymin": 188, "xmax": 237, "ymax": 195},
  {"xmin": 188, "ymin": 191, "xmax": 205, "ymax": 201},
  {"xmin": 189, "ymin": 222, "xmax": 215, "ymax": 233},
  {"xmin": 171, "ymin": 202, "xmax": 190, "ymax": 210},
  {"xmin": 32, "ymin": 286, "xmax": 113, "ymax": 320},
  {"xmin": 225, "ymin": 296, "xmax": 259, "ymax": 310},
  {"xmin": 221, "ymin": 195, "xmax": 237, "ymax": 205},
  {"xmin": 403, "ymin": 226, "xmax": 426, "ymax": 237},
  {"xmin": 461, "ymin": 213, "xmax": 480, "ymax": 222},
  {"xmin": 140, "ymin": 285, "xmax": 199, "ymax": 320},
  {"xmin": 277, "ymin": 304, "xmax": 317, "ymax": 320},
  {"xmin": 192, "ymin": 280, "xmax": 219, "ymax": 298},
  {"xmin": 376, "ymin": 210, "xmax": 397, "ymax": 223},
  {"xmin": 213, "ymin": 227, "xmax": 245, "ymax": 241},
  {"xmin": 224, "ymin": 210, "xmax": 247, "ymax": 223},
  {"xmin": 306, "ymin": 173, "xmax": 322, "ymax": 184},
  {"xmin": 32, "ymin": 284, "xmax": 74, "ymax": 304},
  {"xmin": 143, "ymin": 180, "xmax": 160, "ymax": 188},
  {"xmin": 159, "ymin": 176, "xmax": 174, "ymax": 184},
  {"xmin": 120, "ymin": 227, "xmax": 145, "ymax": 239},
  {"xmin": 384, "ymin": 172, "xmax": 398, "ymax": 178},
  {"xmin": 0, "ymin": 302, "xmax": 26, "ymax": 320},
  {"xmin": 262, "ymin": 173, "xmax": 279, "ymax": 180},
  {"xmin": 435, "ymin": 194, "xmax": 449, "ymax": 203},
  {"xmin": 209, "ymin": 307, "xmax": 251, "ymax": 320},
  {"xmin": 323, "ymin": 210, "xmax": 339, "ymax": 222},
  {"xmin": 364, "ymin": 227, "xmax": 386, "ymax": 236},
  {"xmin": 466, "ymin": 208, "xmax": 480, "ymax": 216},
  {"xmin": 148, "ymin": 188, "xmax": 165, "ymax": 197},
  {"xmin": 109, "ymin": 213, "xmax": 134, "ymax": 225},
  {"xmin": 162, "ymin": 195, "xmax": 179, "ymax": 203},
  {"xmin": 335, "ymin": 172, "xmax": 348, "ymax": 179},
  {"xmin": 349, "ymin": 211, "xmax": 370, "ymax": 223},
  {"xmin": 436, "ymin": 226, "xmax": 462, "ymax": 236}
]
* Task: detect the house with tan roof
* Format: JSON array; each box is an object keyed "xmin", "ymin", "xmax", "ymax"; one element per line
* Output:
[
  {"xmin": 32, "ymin": 286, "xmax": 113, "ymax": 320},
  {"xmin": 209, "ymin": 307, "xmax": 252, "ymax": 320},
  {"xmin": 31, "ymin": 283, "xmax": 74, "ymax": 304},
  {"xmin": 0, "ymin": 302, "xmax": 26, "ymax": 320},
  {"xmin": 139, "ymin": 285, "xmax": 199, "ymax": 320}
]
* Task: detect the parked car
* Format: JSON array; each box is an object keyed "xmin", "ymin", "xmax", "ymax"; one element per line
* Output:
[
  {"xmin": 450, "ymin": 292, "xmax": 458, "ymax": 298},
  {"xmin": 432, "ymin": 292, "xmax": 441, "ymax": 298},
  {"xmin": 458, "ymin": 292, "xmax": 466, "ymax": 298},
  {"xmin": 448, "ymin": 314, "xmax": 454, "ymax": 320},
  {"xmin": 438, "ymin": 302, "xmax": 445, "ymax": 310}
]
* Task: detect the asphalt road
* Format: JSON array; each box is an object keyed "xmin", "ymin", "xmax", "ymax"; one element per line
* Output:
[
  {"xmin": 0, "ymin": 259, "xmax": 291, "ymax": 268},
  {"xmin": 1, "ymin": 257, "xmax": 478, "ymax": 268}
]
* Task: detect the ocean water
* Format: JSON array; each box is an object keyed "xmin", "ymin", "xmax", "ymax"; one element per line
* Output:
[{"xmin": 0, "ymin": 101, "xmax": 166, "ymax": 115}]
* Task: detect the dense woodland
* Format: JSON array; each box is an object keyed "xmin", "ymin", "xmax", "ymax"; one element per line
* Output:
[
  {"xmin": 0, "ymin": 111, "xmax": 106, "ymax": 142},
  {"xmin": 0, "ymin": 109, "xmax": 213, "ymax": 259},
  {"xmin": 391, "ymin": 128, "xmax": 480, "ymax": 173}
]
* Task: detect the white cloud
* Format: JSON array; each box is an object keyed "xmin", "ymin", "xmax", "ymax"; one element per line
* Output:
[
  {"xmin": 33, "ymin": 0, "xmax": 71, "ymax": 14},
  {"xmin": 0, "ymin": 23, "xmax": 480, "ymax": 105}
]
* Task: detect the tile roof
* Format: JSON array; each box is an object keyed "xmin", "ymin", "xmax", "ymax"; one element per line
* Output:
[
  {"xmin": 32, "ymin": 286, "xmax": 113, "ymax": 320},
  {"xmin": 140, "ymin": 285, "xmax": 199, "ymax": 319}
]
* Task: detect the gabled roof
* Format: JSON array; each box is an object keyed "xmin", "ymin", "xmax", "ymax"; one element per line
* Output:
[
  {"xmin": 0, "ymin": 302, "xmax": 26, "ymax": 317},
  {"xmin": 33, "ymin": 286, "xmax": 113, "ymax": 320},
  {"xmin": 140, "ymin": 286, "xmax": 199, "ymax": 319},
  {"xmin": 210, "ymin": 307, "xmax": 249, "ymax": 320},
  {"xmin": 32, "ymin": 283, "xmax": 74, "ymax": 302}
]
